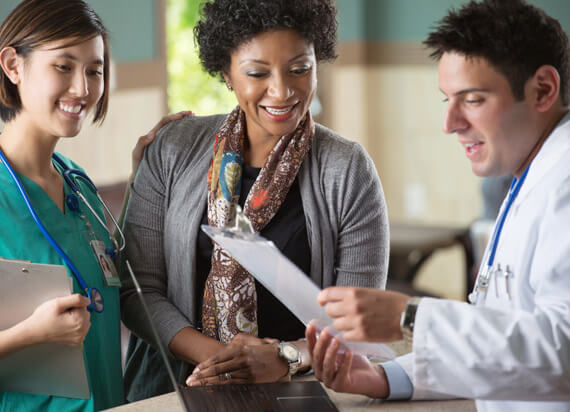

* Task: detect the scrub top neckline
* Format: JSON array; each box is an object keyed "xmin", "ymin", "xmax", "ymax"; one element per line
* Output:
[{"xmin": 3, "ymin": 154, "xmax": 75, "ymax": 218}]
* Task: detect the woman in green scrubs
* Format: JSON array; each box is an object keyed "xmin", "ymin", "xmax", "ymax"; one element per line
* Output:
[
  {"xmin": 0, "ymin": 158, "xmax": 123, "ymax": 411},
  {"xmin": 0, "ymin": 1, "xmax": 120, "ymax": 410}
]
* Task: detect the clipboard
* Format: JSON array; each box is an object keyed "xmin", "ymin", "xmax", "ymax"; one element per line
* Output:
[
  {"xmin": 201, "ymin": 225, "xmax": 395, "ymax": 361},
  {"xmin": 0, "ymin": 257, "xmax": 90, "ymax": 399}
]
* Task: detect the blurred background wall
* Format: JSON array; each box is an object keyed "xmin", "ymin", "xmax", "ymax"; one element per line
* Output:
[{"xmin": 1, "ymin": 0, "xmax": 568, "ymax": 300}]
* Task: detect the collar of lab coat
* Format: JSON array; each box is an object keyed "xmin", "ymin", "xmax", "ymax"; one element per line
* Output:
[{"xmin": 513, "ymin": 111, "xmax": 570, "ymax": 206}]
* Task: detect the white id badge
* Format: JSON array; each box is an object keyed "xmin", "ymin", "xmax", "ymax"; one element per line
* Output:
[{"xmin": 90, "ymin": 240, "xmax": 121, "ymax": 287}]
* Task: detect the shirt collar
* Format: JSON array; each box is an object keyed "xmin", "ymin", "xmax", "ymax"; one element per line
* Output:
[{"xmin": 514, "ymin": 111, "xmax": 570, "ymax": 205}]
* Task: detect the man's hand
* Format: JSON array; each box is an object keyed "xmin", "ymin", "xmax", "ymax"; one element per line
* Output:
[
  {"xmin": 318, "ymin": 287, "xmax": 411, "ymax": 342},
  {"xmin": 306, "ymin": 323, "xmax": 389, "ymax": 398}
]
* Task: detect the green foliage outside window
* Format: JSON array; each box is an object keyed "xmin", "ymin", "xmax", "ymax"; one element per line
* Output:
[{"xmin": 167, "ymin": 0, "xmax": 236, "ymax": 115}]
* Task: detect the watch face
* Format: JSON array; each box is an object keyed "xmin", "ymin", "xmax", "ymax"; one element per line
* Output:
[{"xmin": 283, "ymin": 344, "xmax": 299, "ymax": 361}]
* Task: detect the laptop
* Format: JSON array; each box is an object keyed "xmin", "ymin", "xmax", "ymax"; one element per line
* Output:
[{"xmin": 125, "ymin": 261, "xmax": 338, "ymax": 412}]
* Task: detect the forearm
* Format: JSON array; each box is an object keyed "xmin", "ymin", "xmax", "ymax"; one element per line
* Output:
[
  {"xmin": 121, "ymin": 288, "xmax": 198, "ymax": 357},
  {"xmin": 413, "ymin": 298, "xmax": 570, "ymax": 400},
  {"xmin": 0, "ymin": 320, "xmax": 37, "ymax": 359},
  {"xmin": 169, "ymin": 326, "xmax": 225, "ymax": 365}
]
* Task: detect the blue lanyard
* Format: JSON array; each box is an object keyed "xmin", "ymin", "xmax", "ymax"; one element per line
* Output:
[{"xmin": 486, "ymin": 165, "xmax": 531, "ymax": 267}]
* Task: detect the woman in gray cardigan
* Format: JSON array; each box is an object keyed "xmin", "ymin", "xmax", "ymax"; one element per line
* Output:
[{"xmin": 120, "ymin": 0, "xmax": 389, "ymax": 401}]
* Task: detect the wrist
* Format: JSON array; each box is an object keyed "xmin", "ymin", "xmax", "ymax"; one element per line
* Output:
[
  {"xmin": 271, "ymin": 344, "xmax": 289, "ymax": 378},
  {"xmin": 371, "ymin": 364, "xmax": 390, "ymax": 399},
  {"xmin": 400, "ymin": 297, "xmax": 422, "ymax": 351},
  {"xmin": 13, "ymin": 318, "xmax": 41, "ymax": 347},
  {"xmin": 274, "ymin": 341, "xmax": 301, "ymax": 377}
]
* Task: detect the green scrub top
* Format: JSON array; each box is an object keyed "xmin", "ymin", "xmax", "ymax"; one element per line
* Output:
[{"xmin": 0, "ymin": 153, "xmax": 123, "ymax": 411}]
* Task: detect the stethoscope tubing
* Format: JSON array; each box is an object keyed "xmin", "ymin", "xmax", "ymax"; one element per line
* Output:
[
  {"xmin": 0, "ymin": 150, "xmax": 104, "ymax": 312},
  {"xmin": 486, "ymin": 165, "xmax": 530, "ymax": 268},
  {"xmin": 52, "ymin": 153, "xmax": 126, "ymax": 256},
  {"xmin": 469, "ymin": 164, "xmax": 531, "ymax": 305}
]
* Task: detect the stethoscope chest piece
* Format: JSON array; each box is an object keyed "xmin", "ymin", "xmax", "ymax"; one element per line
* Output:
[
  {"xmin": 87, "ymin": 287, "xmax": 104, "ymax": 313},
  {"xmin": 66, "ymin": 193, "xmax": 81, "ymax": 213}
]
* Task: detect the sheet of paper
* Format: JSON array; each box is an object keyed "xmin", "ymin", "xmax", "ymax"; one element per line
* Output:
[{"xmin": 201, "ymin": 226, "xmax": 394, "ymax": 361}]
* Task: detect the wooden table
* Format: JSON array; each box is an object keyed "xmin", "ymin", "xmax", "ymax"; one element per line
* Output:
[{"xmin": 103, "ymin": 387, "xmax": 475, "ymax": 412}]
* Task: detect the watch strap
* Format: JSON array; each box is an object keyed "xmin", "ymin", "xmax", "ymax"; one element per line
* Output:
[
  {"xmin": 400, "ymin": 297, "xmax": 422, "ymax": 351},
  {"xmin": 276, "ymin": 342, "xmax": 301, "ymax": 376}
]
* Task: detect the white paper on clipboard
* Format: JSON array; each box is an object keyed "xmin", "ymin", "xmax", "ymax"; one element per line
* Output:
[
  {"xmin": 201, "ymin": 225, "xmax": 395, "ymax": 361},
  {"xmin": 0, "ymin": 257, "xmax": 90, "ymax": 399}
]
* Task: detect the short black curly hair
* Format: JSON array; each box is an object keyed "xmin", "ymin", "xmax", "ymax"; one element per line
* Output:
[
  {"xmin": 194, "ymin": 0, "xmax": 337, "ymax": 79},
  {"xmin": 424, "ymin": 0, "xmax": 570, "ymax": 106}
]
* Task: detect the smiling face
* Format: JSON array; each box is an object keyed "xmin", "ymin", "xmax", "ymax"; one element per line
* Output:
[
  {"xmin": 439, "ymin": 52, "xmax": 542, "ymax": 178},
  {"xmin": 223, "ymin": 29, "xmax": 317, "ymax": 146},
  {"xmin": 16, "ymin": 36, "xmax": 105, "ymax": 138}
]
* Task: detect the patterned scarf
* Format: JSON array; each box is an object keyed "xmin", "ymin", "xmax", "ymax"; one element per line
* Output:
[{"xmin": 202, "ymin": 106, "xmax": 314, "ymax": 343}]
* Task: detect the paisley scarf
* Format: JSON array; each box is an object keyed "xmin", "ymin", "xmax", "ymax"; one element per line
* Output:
[{"xmin": 201, "ymin": 105, "xmax": 314, "ymax": 343}]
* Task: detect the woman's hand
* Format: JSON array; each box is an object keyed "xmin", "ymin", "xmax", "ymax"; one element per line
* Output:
[
  {"xmin": 130, "ymin": 111, "xmax": 194, "ymax": 181},
  {"xmin": 306, "ymin": 323, "xmax": 389, "ymax": 398},
  {"xmin": 23, "ymin": 294, "xmax": 92, "ymax": 346},
  {"xmin": 186, "ymin": 343, "xmax": 288, "ymax": 386}
]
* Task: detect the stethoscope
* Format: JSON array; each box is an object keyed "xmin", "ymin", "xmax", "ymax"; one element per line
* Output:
[
  {"xmin": 0, "ymin": 150, "xmax": 126, "ymax": 313},
  {"xmin": 468, "ymin": 164, "xmax": 531, "ymax": 306}
]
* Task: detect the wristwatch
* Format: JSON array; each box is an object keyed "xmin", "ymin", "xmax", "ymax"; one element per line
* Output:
[
  {"xmin": 400, "ymin": 297, "xmax": 422, "ymax": 350},
  {"xmin": 275, "ymin": 342, "xmax": 301, "ymax": 376}
]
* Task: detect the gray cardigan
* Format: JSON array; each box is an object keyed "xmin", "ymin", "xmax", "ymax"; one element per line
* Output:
[{"xmin": 120, "ymin": 114, "xmax": 389, "ymax": 400}]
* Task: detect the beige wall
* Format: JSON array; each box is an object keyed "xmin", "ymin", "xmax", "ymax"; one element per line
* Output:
[
  {"xmin": 57, "ymin": 87, "xmax": 165, "ymax": 185},
  {"xmin": 319, "ymin": 61, "xmax": 481, "ymax": 300},
  {"xmin": 320, "ymin": 63, "xmax": 481, "ymax": 225}
]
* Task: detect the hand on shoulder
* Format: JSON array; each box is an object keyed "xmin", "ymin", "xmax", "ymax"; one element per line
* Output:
[{"xmin": 130, "ymin": 111, "xmax": 194, "ymax": 182}]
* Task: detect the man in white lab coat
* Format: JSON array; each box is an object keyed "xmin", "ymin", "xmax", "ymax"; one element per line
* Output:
[{"xmin": 306, "ymin": 1, "xmax": 570, "ymax": 411}]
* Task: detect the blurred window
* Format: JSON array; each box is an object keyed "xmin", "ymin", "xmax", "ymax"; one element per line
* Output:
[{"xmin": 167, "ymin": 0, "xmax": 236, "ymax": 114}]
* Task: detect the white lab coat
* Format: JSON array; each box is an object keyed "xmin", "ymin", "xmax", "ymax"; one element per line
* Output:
[{"xmin": 397, "ymin": 113, "xmax": 570, "ymax": 412}]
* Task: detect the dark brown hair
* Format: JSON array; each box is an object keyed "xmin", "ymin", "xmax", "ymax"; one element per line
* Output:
[
  {"xmin": 424, "ymin": 0, "xmax": 570, "ymax": 105},
  {"xmin": 0, "ymin": 0, "xmax": 110, "ymax": 123}
]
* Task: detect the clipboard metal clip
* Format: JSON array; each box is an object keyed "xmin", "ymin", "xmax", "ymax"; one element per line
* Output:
[
  {"xmin": 229, "ymin": 205, "xmax": 254, "ymax": 234},
  {"xmin": 201, "ymin": 206, "xmax": 260, "ymax": 242}
]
